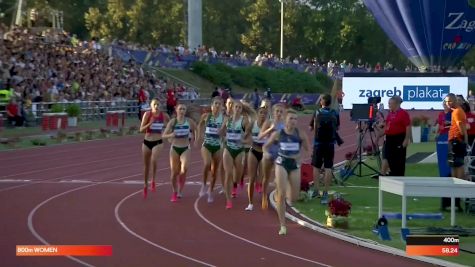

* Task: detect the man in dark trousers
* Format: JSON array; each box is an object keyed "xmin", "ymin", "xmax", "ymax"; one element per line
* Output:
[
  {"xmin": 443, "ymin": 93, "xmax": 467, "ymax": 211},
  {"xmin": 310, "ymin": 94, "xmax": 339, "ymax": 204},
  {"xmin": 381, "ymin": 96, "xmax": 411, "ymax": 176}
]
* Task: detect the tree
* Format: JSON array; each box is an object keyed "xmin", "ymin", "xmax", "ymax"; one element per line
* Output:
[
  {"xmin": 240, "ymin": 0, "xmax": 280, "ymax": 54},
  {"xmin": 203, "ymin": 0, "xmax": 247, "ymax": 53}
]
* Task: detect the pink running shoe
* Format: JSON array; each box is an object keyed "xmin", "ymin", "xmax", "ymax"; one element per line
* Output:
[
  {"xmin": 239, "ymin": 179, "xmax": 244, "ymax": 190},
  {"xmin": 231, "ymin": 187, "xmax": 237, "ymax": 198},
  {"xmin": 151, "ymin": 180, "xmax": 156, "ymax": 192},
  {"xmin": 143, "ymin": 187, "xmax": 148, "ymax": 199},
  {"xmin": 225, "ymin": 200, "xmax": 233, "ymax": 209},
  {"xmin": 170, "ymin": 192, "xmax": 178, "ymax": 202}
]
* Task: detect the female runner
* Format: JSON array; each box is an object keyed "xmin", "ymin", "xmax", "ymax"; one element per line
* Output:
[
  {"xmin": 263, "ymin": 109, "xmax": 310, "ymax": 235},
  {"xmin": 139, "ymin": 98, "xmax": 169, "ymax": 199},
  {"xmin": 162, "ymin": 104, "xmax": 197, "ymax": 202},
  {"xmin": 222, "ymin": 100, "xmax": 252, "ymax": 209},
  {"xmin": 258, "ymin": 103, "xmax": 287, "ymax": 209},
  {"xmin": 245, "ymin": 106, "xmax": 268, "ymax": 211},
  {"xmin": 197, "ymin": 97, "xmax": 225, "ymax": 203}
]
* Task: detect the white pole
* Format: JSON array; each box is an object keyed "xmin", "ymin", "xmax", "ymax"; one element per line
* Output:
[
  {"xmin": 15, "ymin": 0, "xmax": 24, "ymax": 26},
  {"xmin": 280, "ymin": 0, "xmax": 284, "ymax": 59},
  {"xmin": 187, "ymin": 0, "xmax": 202, "ymax": 51}
]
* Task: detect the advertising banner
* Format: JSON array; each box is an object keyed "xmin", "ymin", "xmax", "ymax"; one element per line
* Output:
[{"xmin": 342, "ymin": 77, "xmax": 468, "ymax": 110}]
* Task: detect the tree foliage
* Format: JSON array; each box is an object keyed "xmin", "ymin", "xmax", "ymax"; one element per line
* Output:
[{"xmin": 1, "ymin": 0, "xmax": 473, "ymax": 68}]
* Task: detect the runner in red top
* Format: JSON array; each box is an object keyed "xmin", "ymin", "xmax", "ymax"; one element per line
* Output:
[{"xmin": 139, "ymin": 98, "xmax": 170, "ymax": 199}]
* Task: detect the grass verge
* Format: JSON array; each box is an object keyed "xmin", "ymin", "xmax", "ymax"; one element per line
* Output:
[{"xmin": 294, "ymin": 143, "xmax": 475, "ymax": 266}]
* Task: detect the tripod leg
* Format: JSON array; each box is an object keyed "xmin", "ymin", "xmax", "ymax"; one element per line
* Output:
[{"xmin": 369, "ymin": 130, "xmax": 382, "ymax": 175}]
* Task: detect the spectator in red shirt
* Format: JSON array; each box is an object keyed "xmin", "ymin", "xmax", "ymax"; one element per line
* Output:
[
  {"xmin": 291, "ymin": 95, "xmax": 304, "ymax": 111},
  {"xmin": 381, "ymin": 96, "xmax": 411, "ymax": 176},
  {"xmin": 166, "ymin": 89, "xmax": 177, "ymax": 116},
  {"xmin": 137, "ymin": 87, "xmax": 149, "ymax": 120},
  {"xmin": 6, "ymin": 98, "xmax": 24, "ymax": 127}
]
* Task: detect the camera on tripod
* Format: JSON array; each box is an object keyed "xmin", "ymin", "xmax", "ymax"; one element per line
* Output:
[{"xmin": 368, "ymin": 96, "xmax": 381, "ymax": 105}]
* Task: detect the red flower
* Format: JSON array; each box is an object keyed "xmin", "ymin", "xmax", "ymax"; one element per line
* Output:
[{"xmin": 328, "ymin": 198, "xmax": 352, "ymax": 217}]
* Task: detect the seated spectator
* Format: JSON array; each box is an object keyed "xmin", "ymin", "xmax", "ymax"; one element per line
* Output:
[
  {"xmin": 291, "ymin": 95, "xmax": 304, "ymax": 111},
  {"xmin": 6, "ymin": 98, "xmax": 24, "ymax": 127}
]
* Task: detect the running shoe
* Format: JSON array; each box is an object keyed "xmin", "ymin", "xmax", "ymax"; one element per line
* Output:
[
  {"xmin": 151, "ymin": 180, "xmax": 156, "ymax": 192},
  {"xmin": 231, "ymin": 187, "xmax": 237, "ymax": 198},
  {"xmin": 278, "ymin": 226, "xmax": 287, "ymax": 235},
  {"xmin": 225, "ymin": 200, "xmax": 233, "ymax": 209},
  {"xmin": 207, "ymin": 191, "xmax": 214, "ymax": 203},
  {"xmin": 239, "ymin": 179, "xmax": 244, "ymax": 190},
  {"xmin": 177, "ymin": 192, "xmax": 183, "ymax": 198},
  {"xmin": 245, "ymin": 204, "xmax": 254, "ymax": 211},
  {"xmin": 170, "ymin": 192, "xmax": 178, "ymax": 202},
  {"xmin": 199, "ymin": 184, "xmax": 207, "ymax": 197}
]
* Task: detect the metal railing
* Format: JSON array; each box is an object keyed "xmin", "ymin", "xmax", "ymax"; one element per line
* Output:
[{"xmin": 0, "ymin": 98, "xmax": 212, "ymax": 126}]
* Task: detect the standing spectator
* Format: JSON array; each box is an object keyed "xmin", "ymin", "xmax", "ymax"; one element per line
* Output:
[
  {"xmin": 251, "ymin": 88, "xmax": 260, "ymax": 110},
  {"xmin": 138, "ymin": 87, "xmax": 148, "ymax": 120},
  {"xmin": 381, "ymin": 96, "xmax": 411, "ymax": 176},
  {"xmin": 166, "ymin": 88, "xmax": 177, "ymax": 116},
  {"xmin": 291, "ymin": 95, "xmax": 304, "ymax": 111},
  {"xmin": 6, "ymin": 98, "xmax": 24, "ymax": 127},
  {"xmin": 375, "ymin": 62, "xmax": 382, "ymax": 72},
  {"xmin": 309, "ymin": 94, "xmax": 339, "ymax": 204},
  {"xmin": 446, "ymin": 93, "xmax": 468, "ymax": 184},
  {"xmin": 265, "ymin": 87, "xmax": 272, "ymax": 100},
  {"xmin": 211, "ymin": 87, "xmax": 220, "ymax": 98}
]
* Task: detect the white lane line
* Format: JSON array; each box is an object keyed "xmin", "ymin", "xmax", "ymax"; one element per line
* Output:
[
  {"xmin": 59, "ymin": 180, "xmax": 92, "ymax": 183},
  {"xmin": 27, "ymin": 173, "xmax": 142, "ymax": 267},
  {"xmin": 0, "ymin": 179, "xmax": 31, "ymax": 183},
  {"xmin": 1, "ymin": 153, "xmax": 134, "ymax": 179},
  {"xmin": 114, "ymin": 184, "xmax": 216, "ymax": 267},
  {"xmin": 193, "ymin": 197, "xmax": 332, "ymax": 267},
  {"xmin": 0, "ymin": 158, "xmax": 202, "ymax": 193},
  {"xmin": 1, "ymin": 137, "xmax": 139, "ymax": 162}
]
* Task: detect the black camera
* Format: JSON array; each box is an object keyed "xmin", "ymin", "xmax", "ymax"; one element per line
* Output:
[{"xmin": 368, "ymin": 97, "xmax": 381, "ymax": 104}]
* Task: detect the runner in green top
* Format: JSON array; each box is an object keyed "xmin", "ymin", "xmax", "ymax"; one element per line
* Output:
[
  {"xmin": 222, "ymin": 100, "xmax": 252, "ymax": 209},
  {"xmin": 163, "ymin": 104, "xmax": 197, "ymax": 202},
  {"xmin": 197, "ymin": 97, "xmax": 225, "ymax": 203}
]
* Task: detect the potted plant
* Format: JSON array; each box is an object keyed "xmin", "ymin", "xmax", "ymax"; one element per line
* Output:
[
  {"xmin": 66, "ymin": 104, "xmax": 81, "ymax": 127},
  {"xmin": 411, "ymin": 116, "xmax": 422, "ymax": 143},
  {"xmin": 325, "ymin": 193, "xmax": 352, "ymax": 229}
]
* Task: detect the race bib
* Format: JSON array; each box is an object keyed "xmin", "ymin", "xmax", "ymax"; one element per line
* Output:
[
  {"xmin": 227, "ymin": 132, "xmax": 241, "ymax": 141},
  {"xmin": 205, "ymin": 127, "xmax": 218, "ymax": 135},
  {"xmin": 150, "ymin": 122, "xmax": 164, "ymax": 131}
]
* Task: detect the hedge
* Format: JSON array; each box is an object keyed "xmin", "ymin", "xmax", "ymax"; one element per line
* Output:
[{"xmin": 190, "ymin": 62, "xmax": 332, "ymax": 93}]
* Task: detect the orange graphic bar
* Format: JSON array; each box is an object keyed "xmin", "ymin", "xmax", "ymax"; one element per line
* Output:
[
  {"xmin": 406, "ymin": 245, "xmax": 459, "ymax": 256},
  {"xmin": 16, "ymin": 245, "xmax": 112, "ymax": 256}
]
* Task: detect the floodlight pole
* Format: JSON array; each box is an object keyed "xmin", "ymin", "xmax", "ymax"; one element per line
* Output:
[
  {"xmin": 280, "ymin": 0, "xmax": 284, "ymax": 59},
  {"xmin": 15, "ymin": 0, "xmax": 24, "ymax": 26}
]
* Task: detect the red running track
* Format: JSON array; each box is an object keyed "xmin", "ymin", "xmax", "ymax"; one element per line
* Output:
[{"xmin": 0, "ymin": 112, "xmax": 432, "ymax": 267}]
